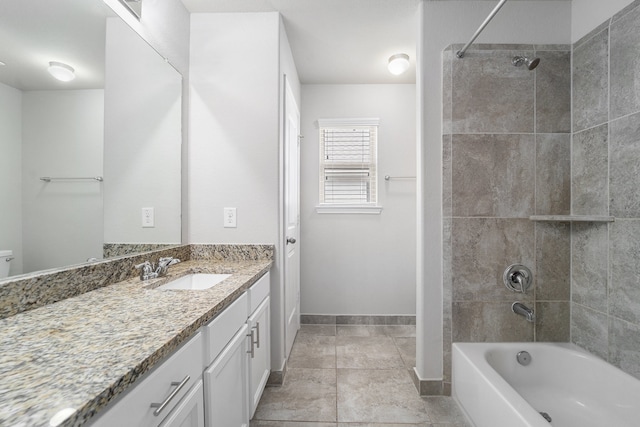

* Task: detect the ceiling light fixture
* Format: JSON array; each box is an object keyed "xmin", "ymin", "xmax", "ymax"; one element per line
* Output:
[
  {"xmin": 47, "ymin": 61, "xmax": 75, "ymax": 82},
  {"xmin": 387, "ymin": 53, "xmax": 410, "ymax": 75}
]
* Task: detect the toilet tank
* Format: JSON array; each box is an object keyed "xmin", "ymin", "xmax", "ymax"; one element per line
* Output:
[{"xmin": 0, "ymin": 250, "xmax": 13, "ymax": 278}]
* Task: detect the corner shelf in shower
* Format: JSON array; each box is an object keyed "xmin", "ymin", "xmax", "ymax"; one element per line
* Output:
[{"xmin": 529, "ymin": 215, "xmax": 615, "ymax": 223}]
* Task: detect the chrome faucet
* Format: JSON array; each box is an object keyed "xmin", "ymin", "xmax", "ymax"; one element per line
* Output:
[
  {"xmin": 157, "ymin": 257, "xmax": 180, "ymax": 276},
  {"xmin": 512, "ymin": 302, "xmax": 535, "ymax": 323},
  {"xmin": 135, "ymin": 257, "xmax": 181, "ymax": 281}
]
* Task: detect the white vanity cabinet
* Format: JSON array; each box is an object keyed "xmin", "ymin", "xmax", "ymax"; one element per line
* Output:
[
  {"xmin": 89, "ymin": 271, "xmax": 271, "ymax": 427},
  {"xmin": 246, "ymin": 273, "xmax": 271, "ymax": 417},
  {"xmin": 90, "ymin": 333, "xmax": 204, "ymax": 427},
  {"xmin": 203, "ymin": 292, "xmax": 250, "ymax": 427}
]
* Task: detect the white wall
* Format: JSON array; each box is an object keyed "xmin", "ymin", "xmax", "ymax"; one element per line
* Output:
[
  {"xmin": 0, "ymin": 83, "xmax": 23, "ymax": 275},
  {"xmin": 300, "ymin": 84, "xmax": 416, "ymax": 315},
  {"xmin": 21, "ymin": 90, "xmax": 104, "ymax": 272},
  {"xmin": 103, "ymin": 18, "xmax": 182, "ymax": 245},
  {"xmin": 571, "ymin": 0, "xmax": 636, "ymax": 42},
  {"xmin": 418, "ymin": 0, "xmax": 571, "ymax": 381},
  {"xmin": 189, "ymin": 13, "xmax": 281, "ymax": 245},
  {"xmin": 189, "ymin": 12, "xmax": 302, "ymax": 372}
]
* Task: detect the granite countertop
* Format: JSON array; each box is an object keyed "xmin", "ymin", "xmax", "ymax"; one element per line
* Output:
[{"xmin": 0, "ymin": 258, "xmax": 272, "ymax": 427}]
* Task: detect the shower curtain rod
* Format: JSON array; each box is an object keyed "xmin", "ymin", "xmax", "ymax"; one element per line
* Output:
[{"xmin": 456, "ymin": 0, "xmax": 508, "ymax": 58}]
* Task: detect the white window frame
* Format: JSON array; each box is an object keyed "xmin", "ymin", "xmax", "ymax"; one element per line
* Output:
[{"xmin": 316, "ymin": 118, "xmax": 382, "ymax": 214}]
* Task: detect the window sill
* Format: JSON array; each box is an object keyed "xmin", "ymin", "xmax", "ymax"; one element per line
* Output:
[{"xmin": 315, "ymin": 205, "xmax": 383, "ymax": 215}]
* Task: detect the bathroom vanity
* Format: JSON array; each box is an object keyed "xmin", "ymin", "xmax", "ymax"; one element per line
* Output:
[{"xmin": 0, "ymin": 254, "xmax": 272, "ymax": 427}]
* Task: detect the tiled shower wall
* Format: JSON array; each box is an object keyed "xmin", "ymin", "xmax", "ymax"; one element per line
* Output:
[
  {"xmin": 570, "ymin": 1, "xmax": 640, "ymax": 380},
  {"xmin": 442, "ymin": 44, "xmax": 571, "ymax": 389}
]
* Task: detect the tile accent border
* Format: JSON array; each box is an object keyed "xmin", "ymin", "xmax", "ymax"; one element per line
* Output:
[{"xmin": 301, "ymin": 314, "xmax": 416, "ymax": 325}]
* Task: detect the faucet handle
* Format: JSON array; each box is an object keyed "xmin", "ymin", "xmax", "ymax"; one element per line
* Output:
[{"xmin": 135, "ymin": 261, "xmax": 156, "ymax": 280}]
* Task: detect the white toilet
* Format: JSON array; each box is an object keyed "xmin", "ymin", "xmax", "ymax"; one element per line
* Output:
[{"xmin": 0, "ymin": 250, "xmax": 13, "ymax": 278}]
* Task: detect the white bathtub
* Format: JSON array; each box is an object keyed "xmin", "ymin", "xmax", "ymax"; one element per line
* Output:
[{"xmin": 452, "ymin": 342, "xmax": 640, "ymax": 427}]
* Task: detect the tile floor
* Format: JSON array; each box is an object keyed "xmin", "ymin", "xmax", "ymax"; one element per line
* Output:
[{"xmin": 251, "ymin": 324, "xmax": 471, "ymax": 427}]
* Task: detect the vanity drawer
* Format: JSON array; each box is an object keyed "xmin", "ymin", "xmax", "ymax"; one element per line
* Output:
[
  {"xmin": 91, "ymin": 332, "xmax": 203, "ymax": 427},
  {"xmin": 247, "ymin": 272, "xmax": 270, "ymax": 314},
  {"xmin": 204, "ymin": 292, "xmax": 248, "ymax": 365}
]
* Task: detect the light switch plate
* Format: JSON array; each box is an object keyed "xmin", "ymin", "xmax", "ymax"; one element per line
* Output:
[{"xmin": 224, "ymin": 207, "xmax": 237, "ymax": 228}]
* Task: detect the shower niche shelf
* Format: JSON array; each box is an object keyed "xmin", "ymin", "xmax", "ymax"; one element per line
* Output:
[{"xmin": 529, "ymin": 215, "xmax": 615, "ymax": 223}]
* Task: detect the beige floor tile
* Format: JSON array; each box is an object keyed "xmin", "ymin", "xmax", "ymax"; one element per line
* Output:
[
  {"xmin": 337, "ymin": 423, "xmax": 431, "ymax": 426},
  {"xmin": 253, "ymin": 368, "xmax": 337, "ymax": 422},
  {"xmin": 336, "ymin": 336, "xmax": 404, "ymax": 369},
  {"xmin": 289, "ymin": 334, "xmax": 336, "ymax": 369},
  {"xmin": 393, "ymin": 337, "xmax": 416, "ymax": 369},
  {"xmin": 337, "ymin": 369, "xmax": 431, "ymax": 424},
  {"xmin": 299, "ymin": 324, "xmax": 337, "ymax": 336},
  {"xmin": 337, "ymin": 325, "xmax": 388, "ymax": 337},
  {"xmin": 381, "ymin": 325, "xmax": 416, "ymax": 337},
  {"xmin": 252, "ymin": 422, "xmax": 337, "ymax": 427},
  {"xmin": 422, "ymin": 396, "xmax": 469, "ymax": 425}
]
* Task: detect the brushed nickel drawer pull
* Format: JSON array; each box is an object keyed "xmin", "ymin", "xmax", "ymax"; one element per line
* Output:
[
  {"xmin": 247, "ymin": 330, "xmax": 255, "ymax": 358},
  {"xmin": 150, "ymin": 375, "xmax": 190, "ymax": 416},
  {"xmin": 255, "ymin": 322, "xmax": 260, "ymax": 348}
]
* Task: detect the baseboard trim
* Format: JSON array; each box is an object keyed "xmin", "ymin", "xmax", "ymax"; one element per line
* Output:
[
  {"xmin": 301, "ymin": 314, "xmax": 416, "ymax": 325},
  {"xmin": 266, "ymin": 360, "xmax": 287, "ymax": 386},
  {"xmin": 410, "ymin": 368, "xmax": 447, "ymax": 396}
]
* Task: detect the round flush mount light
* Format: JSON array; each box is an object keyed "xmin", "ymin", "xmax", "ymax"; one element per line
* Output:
[
  {"xmin": 47, "ymin": 61, "xmax": 75, "ymax": 82},
  {"xmin": 387, "ymin": 53, "xmax": 410, "ymax": 75}
]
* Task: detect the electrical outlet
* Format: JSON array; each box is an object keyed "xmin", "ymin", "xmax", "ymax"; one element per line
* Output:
[
  {"xmin": 224, "ymin": 207, "xmax": 237, "ymax": 228},
  {"xmin": 142, "ymin": 207, "xmax": 154, "ymax": 228}
]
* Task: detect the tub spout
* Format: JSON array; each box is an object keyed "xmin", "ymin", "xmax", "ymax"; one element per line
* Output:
[{"xmin": 512, "ymin": 302, "xmax": 535, "ymax": 322}]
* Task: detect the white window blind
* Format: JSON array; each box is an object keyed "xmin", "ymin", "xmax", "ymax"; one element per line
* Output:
[{"xmin": 318, "ymin": 119, "xmax": 379, "ymax": 206}]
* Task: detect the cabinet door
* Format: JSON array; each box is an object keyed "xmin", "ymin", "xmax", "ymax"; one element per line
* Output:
[
  {"xmin": 248, "ymin": 296, "xmax": 270, "ymax": 417},
  {"xmin": 159, "ymin": 380, "xmax": 205, "ymax": 427},
  {"xmin": 204, "ymin": 323, "xmax": 250, "ymax": 427}
]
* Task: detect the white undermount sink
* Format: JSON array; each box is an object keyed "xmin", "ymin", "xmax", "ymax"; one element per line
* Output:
[{"xmin": 156, "ymin": 273, "xmax": 232, "ymax": 290}]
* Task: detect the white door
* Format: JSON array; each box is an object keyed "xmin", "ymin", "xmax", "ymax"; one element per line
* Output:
[{"xmin": 283, "ymin": 76, "xmax": 300, "ymax": 358}]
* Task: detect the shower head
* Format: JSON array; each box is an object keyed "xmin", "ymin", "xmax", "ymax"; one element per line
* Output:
[{"xmin": 512, "ymin": 55, "xmax": 540, "ymax": 70}]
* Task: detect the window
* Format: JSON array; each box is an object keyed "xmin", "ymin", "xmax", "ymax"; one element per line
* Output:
[{"xmin": 317, "ymin": 118, "xmax": 381, "ymax": 214}]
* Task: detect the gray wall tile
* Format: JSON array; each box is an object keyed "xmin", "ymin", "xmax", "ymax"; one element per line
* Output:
[
  {"xmin": 535, "ymin": 222, "xmax": 570, "ymax": 301},
  {"xmin": 452, "ymin": 218, "xmax": 535, "ymax": 301},
  {"xmin": 610, "ymin": 317, "xmax": 640, "ymax": 379},
  {"xmin": 536, "ymin": 134, "xmax": 571, "ymax": 215},
  {"xmin": 611, "ymin": 3, "xmax": 640, "ymax": 119},
  {"xmin": 536, "ymin": 51, "xmax": 571, "ymax": 133},
  {"xmin": 573, "ymin": 28, "xmax": 609, "ymax": 132},
  {"xmin": 443, "ymin": 135, "xmax": 452, "ymax": 218},
  {"xmin": 452, "ymin": 301, "xmax": 534, "ymax": 342},
  {"xmin": 452, "ymin": 50, "xmax": 534, "ymax": 133},
  {"xmin": 571, "ymin": 303, "xmax": 609, "ymax": 360},
  {"xmin": 443, "ymin": 48, "xmax": 453, "ymax": 135},
  {"xmin": 572, "ymin": 124, "xmax": 609, "ymax": 215},
  {"xmin": 610, "ymin": 112, "xmax": 640, "ymax": 218},
  {"xmin": 610, "ymin": 220, "xmax": 640, "ymax": 324},
  {"xmin": 452, "ymin": 134, "xmax": 535, "ymax": 217},
  {"xmin": 535, "ymin": 301, "xmax": 570, "ymax": 342},
  {"xmin": 571, "ymin": 222, "xmax": 609, "ymax": 312}
]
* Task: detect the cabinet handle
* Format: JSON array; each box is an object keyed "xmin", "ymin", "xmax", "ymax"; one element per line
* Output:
[
  {"xmin": 247, "ymin": 330, "xmax": 255, "ymax": 358},
  {"xmin": 150, "ymin": 375, "xmax": 190, "ymax": 416},
  {"xmin": 254, "ymin": 322, "xmax": 260, "ymax": 348}
]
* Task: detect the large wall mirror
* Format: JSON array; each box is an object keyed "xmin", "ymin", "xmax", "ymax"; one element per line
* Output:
[{"xmin": 0, "ymin": 0, "xmax": 182, "ymax": 280}]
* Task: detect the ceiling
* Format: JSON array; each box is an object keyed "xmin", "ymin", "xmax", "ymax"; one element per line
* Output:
[
  {"xmin": 0, "ymin": 0, "xmax": 114, "ymax": 91},
  {"xmin": 181, "ymin": 0, "xmax": 420, "ymax": 84}
]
